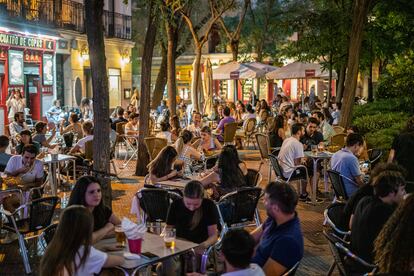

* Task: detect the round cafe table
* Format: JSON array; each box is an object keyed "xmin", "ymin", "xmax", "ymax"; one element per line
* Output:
[{"xmin": 304, "ymin": 151, "xmax": 333, "ymax": 204}]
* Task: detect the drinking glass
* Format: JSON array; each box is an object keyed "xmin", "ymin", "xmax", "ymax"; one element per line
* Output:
[
  {"xmin": 318, "ymin": 144, "xmax": 324, "ymax": 152},
  {"xmin": 311, "ymin": 145, "xmax": 318, "ymax": 154},
  {"xmin": 115, "ymin": 226, "xmax": 126, "ymax": 247},
  {"xmin": 163, "ymin": 228, "xmax": 176, "ymax": 249}
]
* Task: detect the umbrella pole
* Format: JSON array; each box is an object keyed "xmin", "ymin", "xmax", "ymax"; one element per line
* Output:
[{"xmin": 234, "ymin": 79, "xmax": 238, "ymax": 102}]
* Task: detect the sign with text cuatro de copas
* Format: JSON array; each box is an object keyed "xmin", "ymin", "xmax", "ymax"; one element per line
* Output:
[{"xmin": 0, "ymin": 31, "xmax": 55, "ymax": 51}]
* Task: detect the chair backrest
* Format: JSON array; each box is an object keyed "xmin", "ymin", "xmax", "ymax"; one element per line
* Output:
[
  {"xmin": 28, "ymin": 196, "xmax": 59, "ymax": 232},
  {"xmin": 148, "ymin": 117, "xmax": 155, "ymax": 134},
  {"xmin": 282, "ymin": 261, "xmax": 300, "ymax": 276},
  {"xmin": 255, "ymin": 133, "xmax": 270, "ymax": 160},
  {"xmin": 330, "ymin": 133, "xmax": 347, "ymax": 147},
  {"xmin": 115, "ymin": 122, "xmax": 127, "ymax": 135},
  {"xmin": 217, "ymin": 187, "xmax": 262, "ymax": 227},
  {"xmin": 266, "ymin": 116, "xmax": 275, "ymax": 132},
  {"xmin": 323, "ymin": 230, "xmax": 348, "ymax": 276},
  {"xmin": 324, "ymin": 202, "xmax": 350, "ymax": 236},
  {"xmin": 333, "ymin": 126, "xmax": 345, "ymax": 134},
  {"xmin": 244, "ymin": 118, "xmax": 256, "ymax": 135},
  {"xmin": 245, "ymin": 169, "xmax": 261, "ymax": 187},
  {"xmin": 42, "ymin": 223, "xmax": 58, "ymax": 245},
  {"xmin": 137, "ymin": 188, "xmax": 171, "ymax": 223},
  {"xmin": 268, "ymin": 154, "xmax": 286, "ymax": 180},
  {"xmin": 63, "ymin": 132, "xmax": 74, "ymax": 148},
  {"xmin": 144, "ymin": 137, "xmax": 168, "ymax": 161},
  {"xmin": 327, "ymin": 170, "xmax": 349, "ymax": 201},
  {"xmin": 223, "ymin": 122, "xmax": 238, "ymax": 143},
  {"xmin": 84, "ymin": 140, "xmax": 93, "ymax": 160},
  {"xmin": 368, "ymin": 148, "xmax": 383, "ymax": 166}
]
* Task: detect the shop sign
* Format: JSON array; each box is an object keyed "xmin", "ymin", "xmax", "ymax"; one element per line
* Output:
[
  {"xmin": 230, "ymin": 71, "xmax": 239, "ymax": 79},
  {"xmin": 305, "ymin": 69, "xmax": 315, "ymax": 77},
  {"xmin": 0, "ymin": 32, "xmax": 55, "ymax": 51},
  {"xmin": 42, "ymin": 53, "xmax": 54, "ymax": 86},
  {"xmin": 8, "ymin": 50, "xmax": 24, "ymax": 85},
  {"xmin": 24, "ymin": 50, "xmax": 41, "ymax": 63}
]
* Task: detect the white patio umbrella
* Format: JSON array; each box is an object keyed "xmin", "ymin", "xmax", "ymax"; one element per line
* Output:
[
  {"xmin": 266, "ymin": 61, "xmax": 337, "ymax": 79},
  {"xmin": 213, "ymin": 61, "xmax": 268, "ymax": 80}
]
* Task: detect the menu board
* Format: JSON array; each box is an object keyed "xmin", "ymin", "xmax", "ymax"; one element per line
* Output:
[{"xmin": 8, "ymin": 50, "xmax": 24, "ymax": 85}]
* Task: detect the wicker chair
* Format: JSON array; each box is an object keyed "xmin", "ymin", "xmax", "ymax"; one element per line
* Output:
[
  {"xmin": 144, "ymin": 137, "xmax": 168, "ymax": 161},
  {"xmin": 330, "ymin": 133, "xmax": 347, "ymax": 147},
  {"xmin": 223, "ymin": 122, "xmax": 238, "ymax": 145},
  {"xmin": 333, "ymin": 126, "xmax": 345, "ymax": 134},
  {"xmin": 255, "ymin": 133, "xmax": 272, "ymax": 181},
  {"xmin": 235, "ymin": 118, "xmax": 257, "ymax": 148}
]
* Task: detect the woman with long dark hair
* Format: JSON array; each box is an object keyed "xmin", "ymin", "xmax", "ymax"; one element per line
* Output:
[
  {"xmin": 159, "ymin": 181, "xmax": 218, "ymax": 275},
  {"xmin": 68, "ymin": 176, "xmax": 121, "ymax": 243},
  {"xmin": 40, "ymin": 205, "xmax": 124, "ymax": 276},
  {"xmin": 268, "ymin": 115, "xmax": 286, "ymax": 149},
  {"xmin": 374, "ymin": 194, "xmax": 414, "ymax": 273},
  {"xmin": 200, "ymin": 145, "xmax": 247, "ymax": 198},
  {"xmin": 147, "ymin": 146, "xmax": 181, "ymax": 183}
]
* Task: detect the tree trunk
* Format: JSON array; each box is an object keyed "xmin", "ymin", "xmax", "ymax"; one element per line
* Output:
[
  {"xmin": 340, "ymin": 0, "xmax": 373, "ymax": 127},
  {"xmin": 367, "ymin": 61, "xmax": 373, "ymax": 102},
  {"xmin": 336, "ymin": 63, "xmax": 346, "ymax": 103},
  {"xmin": 191, "ymin": 47, "xmax": 202, "ymax": 112},
  {"xmin": 166, "ymin": 23, "xmax": 177, "ymax": 116},
  {"xmin": 135, "ymin": 1, "xmax": 158, "ymax": 176},
  {"xmin": 327, "ymin": 55, "xmax": 333, "ymax": 104},
  {"xmin": 84, "ymin": 0, "xmax": 111, "ymax": 205},
  {"xmin": 151, "ymin": 46, "xmax": 167, "ymax": 109},
  {"xmin": 230, "ymin": 40, "xmax": 239, "ymax": 61}
]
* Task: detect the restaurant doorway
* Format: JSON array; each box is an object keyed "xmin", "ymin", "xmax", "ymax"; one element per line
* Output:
[{"xmin": 24, "ymin": 74, "xmax": 41, "ymax": 121}]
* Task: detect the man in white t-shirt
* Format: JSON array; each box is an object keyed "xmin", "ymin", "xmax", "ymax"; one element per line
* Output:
[
  {"xmin": 5, "ymin": 144, "xmax": 44, "ymax": 184},
  {"xmin": 278, "ymin": 123, "xmax": 311, "ymax": 201},
  {"xmin": 70, "ymin": 121, "xmax": 94, "ymax": 154}
]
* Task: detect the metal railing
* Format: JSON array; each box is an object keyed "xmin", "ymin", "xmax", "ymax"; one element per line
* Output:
[{"xmin": 0, "ymin": 0, "xmax": 131, "ymax": 40}]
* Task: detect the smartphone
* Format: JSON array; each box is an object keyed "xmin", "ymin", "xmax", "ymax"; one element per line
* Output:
[{"xmin": 141, "ymin": 252, "xmax": 159, "ymax": 259}]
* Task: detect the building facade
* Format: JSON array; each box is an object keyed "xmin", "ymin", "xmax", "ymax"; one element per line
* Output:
[{"xmin": 0, "ymin": 0, "xmax": 133, "ymax": 134}]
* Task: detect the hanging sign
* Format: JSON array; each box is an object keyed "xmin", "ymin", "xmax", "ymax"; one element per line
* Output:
[
  {"xmin": 8, "ymin": 50, "xmax": 24, "ymax": 85},
  {"xmin": 43, "ymin": 53, "xmax": 54, "ymax": 86},
  {"xmin": 0, "ymin": 31, "xmax": 55, "ymax": 51}
]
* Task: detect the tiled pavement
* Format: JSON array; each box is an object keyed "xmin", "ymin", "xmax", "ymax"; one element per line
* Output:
[{"xmin": 0, "ymin": 149, "xmax": 337, "ymax": 275}]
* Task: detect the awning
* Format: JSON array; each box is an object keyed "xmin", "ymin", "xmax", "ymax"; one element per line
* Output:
[{"xmin": 0, "ymin": 18, "xmax": 62, "ymax": 40}]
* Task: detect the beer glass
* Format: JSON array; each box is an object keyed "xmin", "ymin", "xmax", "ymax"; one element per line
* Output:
[
  {"xmin": 115, "ymin": 226, "xmax": 126, "ymax": 247},
  {"xmin": 163, "ymin": 228, "xmax": 176, "ymax": 249}
]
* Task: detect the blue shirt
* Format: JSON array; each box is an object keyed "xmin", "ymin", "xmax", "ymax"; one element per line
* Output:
[
  {"xmin": 252, "ymin": 215, "xmax": 304, "ymax": 270},
  {"xmin": 330, "ymin": 148, "xmax": 361, "ymax": 196}
]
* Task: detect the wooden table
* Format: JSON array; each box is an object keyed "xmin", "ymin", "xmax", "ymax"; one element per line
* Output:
[{"xmin": 97, "ymin": 232, "xmax": 198, "ymax": 275}]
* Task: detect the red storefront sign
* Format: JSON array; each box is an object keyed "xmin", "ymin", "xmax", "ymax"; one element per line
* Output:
[{"xmin": 305, "ymin": 69, "xmax": 315, "ymax": 78}]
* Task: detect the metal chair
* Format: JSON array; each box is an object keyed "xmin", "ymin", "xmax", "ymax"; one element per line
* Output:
[
  {"xmin": 144, "ymin": 137, "xmax": 168, "ymax": 161},
  {"xmin": 135, "ymin": 188, "xmax": 181, "ymax": 231},
  {"xmin": 255, "ymin": 133, "xmax": 272, "ymax": 181},
  {"xmin": 268, "ymin": 154, "xmax": 309, "ymax": 193},
  {"xmin": 323, "ymin": 202, "xmax": 350, "ymax": 237},
  {"xmin": 0, "ymin": 196, "xmax": 59, "ymax": 274},
  {"xmin": 245, "ymin": 168, "xmax": 263, "ymax": 187},
  {"xmin": 201, "ymin": 187, "xmax": 262, "ymax": 273},
  {"xmin": 330, "ymin": 133, "xmax": 347, "ymax": 147},
  {"xmin": 223, "ymin": 122, "xmax": 238, "ymax": 145},
  {"xmin": 115, "ymin": 122, "xmax": 127, "ymax": 157},
  {"xmin": 367, "ymin": 148, "xmax": 383, "ymax": 168},
  {"xmin": 282, "ymin": 261, "xmax": 300, "ymax": 276},
  {"xmin": 323, "ymin": 230, "xmax": 376, "ymax": 276},
  {"xmin": 327, "ymin": 170, "xmax": 349, "ymax": 202}
]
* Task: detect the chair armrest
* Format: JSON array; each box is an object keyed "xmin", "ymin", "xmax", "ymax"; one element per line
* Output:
[
  {"xmin": 335, "ymin": 242, "xmax": 376, "ymax": 268},
  {"xmin": 200, "ymin": 238, "xmax": 222, "ymax": 273}
]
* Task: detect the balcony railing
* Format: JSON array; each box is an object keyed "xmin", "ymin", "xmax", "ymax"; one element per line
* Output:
[{"xmin": 0, "ymin": 0, "xmax": 131, "ymax": 40}]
